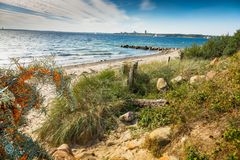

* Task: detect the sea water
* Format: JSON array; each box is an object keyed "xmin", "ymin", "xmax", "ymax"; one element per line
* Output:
[{"xmin": 0, "ymin": 30, "xmax": 207, "ymax": 67}]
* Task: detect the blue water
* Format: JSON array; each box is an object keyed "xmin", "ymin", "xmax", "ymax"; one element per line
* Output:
[{"xmin": 0, "ymin": 30, "xmax": 207, "ymax": 66}]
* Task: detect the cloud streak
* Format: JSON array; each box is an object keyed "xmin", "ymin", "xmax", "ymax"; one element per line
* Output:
[{"xmin": 0, "ymin": 0, "xmax": 131, "ymax": 32}]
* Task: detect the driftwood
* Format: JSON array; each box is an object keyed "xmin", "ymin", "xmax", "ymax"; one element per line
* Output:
[{"xmin": 131, "ymin": 99, "xmax": 167, "ymax": 107}]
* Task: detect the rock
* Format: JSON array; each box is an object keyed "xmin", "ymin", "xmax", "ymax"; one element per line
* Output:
[
  {"xmin": 52, "ymin": 150, "xmax": 75, "ymax": 160},
  {"xmin": 119, "ymin": 111, "xmax": 135, "ymax": 122},
  {"xmin": 52, "ymin": 144, "xmax": 75, "ymax": 160},
  {"xmin": 206, "ymin": 71, "xmax": 217, "ymax": 80},
  {"xmin": 148, "ymin": 127, "xmax": 171, "ymax": 141},
  {"xmin": 144, "ymin": 127, "xmax": 171, "ymax": 152},
  {"xmin": 210, "ymin": 58, "xmax": 219, "ymax": 66},
  {"xmin": 156, "ymin": 78, "xmax": 168, "ymax": 91},
  {"xmin": 189, "ymin": 75, "xmax": 206, "ymax": 84},
  {"xmin": 170, "ymin": 76, "xmax": 183, "ymax": 84}
]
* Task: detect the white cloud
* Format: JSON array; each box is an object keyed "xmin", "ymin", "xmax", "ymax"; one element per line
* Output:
[
  {"xmin": 0, "ymin": 0, "xmax": 132, "ymax": 32},
  {"xmin": 140, "ymin": 0, "xmax": 156, "ymax": 11}
]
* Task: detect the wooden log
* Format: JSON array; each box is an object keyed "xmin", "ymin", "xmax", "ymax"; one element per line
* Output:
[{"xmin": 131, "ymin": 99, "xmax": 167, "ymax": 107}]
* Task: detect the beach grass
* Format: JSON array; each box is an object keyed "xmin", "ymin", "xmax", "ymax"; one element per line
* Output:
[{"xmin": 37, "ymin": 70, "xmax": 131, "ymax": 146}]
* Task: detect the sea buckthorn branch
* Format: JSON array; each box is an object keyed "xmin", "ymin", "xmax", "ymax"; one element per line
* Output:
[{"xmin": 0, "ymin": 60, "xmax": 76, "ymax": 159}]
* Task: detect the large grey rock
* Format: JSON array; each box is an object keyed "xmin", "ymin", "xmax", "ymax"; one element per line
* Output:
[{"xmin": 157, "ymin": 78, "xmax": 168, "ymax": 91}]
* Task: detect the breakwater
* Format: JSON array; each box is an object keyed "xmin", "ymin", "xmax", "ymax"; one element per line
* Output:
[{"xmin": 121, "ymin": 45, "xmax": 179, "ymax": 51}]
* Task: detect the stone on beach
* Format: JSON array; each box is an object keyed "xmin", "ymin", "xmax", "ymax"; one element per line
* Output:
[{"xmin": 157, "ymin": 78, "xmax": 168, "ymax": 91}]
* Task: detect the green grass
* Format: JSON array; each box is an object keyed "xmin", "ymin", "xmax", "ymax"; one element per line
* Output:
[{"xmin": 37, "ymin": 70, "xmax": 130, "ymax": 146}]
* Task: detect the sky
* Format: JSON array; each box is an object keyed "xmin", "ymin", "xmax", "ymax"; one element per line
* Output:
[{"xmin": 0, "ymin": 0, "xmax": 240, "ymax": 35}]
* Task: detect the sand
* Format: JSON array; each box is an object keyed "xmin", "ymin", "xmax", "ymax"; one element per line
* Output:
[{"xmin": 65, "ymin": 50, "xmax": 180, "ymax": 76}]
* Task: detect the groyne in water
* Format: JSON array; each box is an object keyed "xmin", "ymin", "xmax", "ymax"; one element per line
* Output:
[{"xmin": 121, "ymin": 45, "xmax": 179, "ymax": 51}]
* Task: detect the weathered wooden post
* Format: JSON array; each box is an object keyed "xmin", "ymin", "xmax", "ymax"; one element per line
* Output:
[
  {"xmin": 128, "ymin": 61, "xmax": 138, "ymax": 91},
  {"xmin": 167, "ymin": 56, "xmax": 171, "ymax": 64}
]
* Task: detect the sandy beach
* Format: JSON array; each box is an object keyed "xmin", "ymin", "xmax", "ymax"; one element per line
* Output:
[{"xmin": 65, "ymin": 49, "xmax": 181, "ymax": 76}]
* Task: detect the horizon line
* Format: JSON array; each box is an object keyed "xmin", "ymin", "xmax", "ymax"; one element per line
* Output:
[{"xmin": 1, "ymin": 28, "xmax": 217, "ymax": 36}]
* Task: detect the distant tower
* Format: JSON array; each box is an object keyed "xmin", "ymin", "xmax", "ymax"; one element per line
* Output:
[{"xmin": 145, "ymin": 30, "xmax": 147, "ymax": 34}]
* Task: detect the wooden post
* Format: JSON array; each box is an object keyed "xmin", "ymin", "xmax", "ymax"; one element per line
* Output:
[
  {"xmin": 128, "ymin": 61, "xmax": 138, "ymax": 91},
  {"xmin": 167, "ymin": 57, "xmax": 171, "ymax": 64}
]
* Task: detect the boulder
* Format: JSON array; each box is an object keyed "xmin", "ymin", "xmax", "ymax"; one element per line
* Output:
[
  {"xmin": 144, "ymin": 127, "xmax": 171, "ymax": 157},
  {"xmin": 156, "ymin": 78, "xmax": 168, "ymax": 91},
  {"xmin": 206, "ymin": 71, "xmax": 217, "ymax": 80},
  {"xmin": 170, "ymin": 76, "xmax": 183, "ymax": 84},
  {"xmin": 119, "ymin": 111, "xmax": 135, "ymax": 122},
  {"xmin": 189, "ymin": 75, "xmax": 206, "ymax": 84},
  {"xmin": 52, "ymin": 144, "xmax": 75, "ymax": 160},
  {"xmin": 148, "ymin": 127, "xmax": 171, "ymax": 141}
]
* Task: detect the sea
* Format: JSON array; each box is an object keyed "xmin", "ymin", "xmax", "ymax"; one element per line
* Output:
[{"xmin": 0, "ymin": 30, "xmax": 207, "ymax": 67}]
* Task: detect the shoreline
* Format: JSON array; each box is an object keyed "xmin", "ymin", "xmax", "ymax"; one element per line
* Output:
[{"xmin": 65, "ymin": 49, "xmax": 181, "ymax": 75}]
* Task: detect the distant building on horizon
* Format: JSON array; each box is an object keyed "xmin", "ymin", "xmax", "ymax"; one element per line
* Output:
[{"xmin": 145, "ymin": 30, "xmax": 147, "ymax": 34}]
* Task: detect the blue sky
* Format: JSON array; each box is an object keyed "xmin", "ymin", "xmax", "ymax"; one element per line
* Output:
[{"xmin": 0, "ymin": 0, "xmax": 239, "ymax": 35}]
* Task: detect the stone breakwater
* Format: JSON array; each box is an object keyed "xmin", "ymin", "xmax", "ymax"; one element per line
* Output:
[{"xmin": 121, "ymin": 45, "xmax": 179, "ymax": 51}]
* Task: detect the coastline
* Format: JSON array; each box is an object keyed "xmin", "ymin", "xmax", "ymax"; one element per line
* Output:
[{"xmin": 65, "ymin": 49, "xmax": 181, "ymax": 76}]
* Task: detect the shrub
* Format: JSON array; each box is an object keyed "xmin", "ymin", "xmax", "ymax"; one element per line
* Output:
[
  {"xmin": 0, "ymin": 60, "xmax": 68, "ymax": 160},
  {"xmin": 182, "ymin": 43, "xmax": 203, "ymax": 58},
  {"xmin": 138, "ymin": 107, "xmax": 175, "ymax": 129},
  {"xmin": 182, "ymin": 29, "xmax": 240, "ymax": 59}
]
